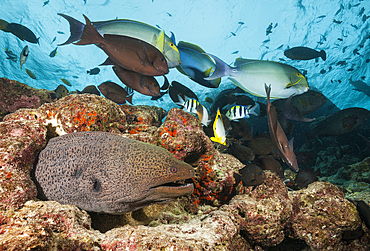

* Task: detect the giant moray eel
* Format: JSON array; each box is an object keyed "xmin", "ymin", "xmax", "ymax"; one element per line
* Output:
[{"xmin": 34, "ymin": 131, "xmax": 194, "ymax": 214}]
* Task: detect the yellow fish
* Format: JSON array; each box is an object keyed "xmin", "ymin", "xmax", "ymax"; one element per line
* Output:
[
  {"xmin": 61, "ymin": 78, "xmax": 71, "ymax": 86},
  {"xmin": 25, "ymin": 69, "xmax": 36, "ymax": 79},
  {"xmin": 210, "ymin": 109, "xmax": 226, "ymax": 145}
]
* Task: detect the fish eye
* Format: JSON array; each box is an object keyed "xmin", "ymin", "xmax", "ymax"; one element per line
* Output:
[
  {"xmin": 92, "ymin": 179, "xmax": 101, "ymax": 192},
  {"xmin": 170, "ymin": 167, "xmax": 177, "ymax": 173}
]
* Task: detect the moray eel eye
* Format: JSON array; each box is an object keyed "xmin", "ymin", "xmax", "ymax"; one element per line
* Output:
[{"xmin": 170, "ymin": 167, "xmax": 177, "ymax": 173}]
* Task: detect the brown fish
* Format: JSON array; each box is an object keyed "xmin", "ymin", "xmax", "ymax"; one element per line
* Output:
[
  {"xmin": 113, "ymin": 65, "xmax": 160, "ymax": 97},
  {"xmin": 98, "ymin": 81, "xmax": 133, "ymax": 104},
  {"xmin": 265, "ymin": 84, "xmax": 299, "ymax": 172},
  {"xmin": 233, "ymin": 164, "xmax": 266, "ymax": 187},
  {"xmin": 312, "ymin": 107, "xmax": 370, "ymax": 137},
  {"xmin": 75, "ymin": 15, "xmax": 168, "ymax": 76}
]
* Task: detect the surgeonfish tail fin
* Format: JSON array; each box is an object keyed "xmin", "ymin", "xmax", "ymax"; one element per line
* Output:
[
  {"xmin": 320, "ymin": 50, "xmax": 327, "ymax": 61},
  {"xmin": 74, "ymin": 14, "xmax": 104, "ymax": 45},
  {"xmin": 204, "ymin": 53, "xmax": 232, "ymax": 80},
  {"xmin": 126, "ymin": 94, "xmax": 133, "ymax": 105},
  {"xmin": 58, "ymin": 13, "xmax": 85, "ymax": 46},
  {"xmin": 175, "ymin": 94, "xmax": 185, "ymax": 106}
]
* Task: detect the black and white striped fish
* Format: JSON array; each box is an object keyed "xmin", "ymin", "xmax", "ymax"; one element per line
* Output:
[{"xmin": 226, "ymin": 105, "xmax": 258, "ymax": 121}]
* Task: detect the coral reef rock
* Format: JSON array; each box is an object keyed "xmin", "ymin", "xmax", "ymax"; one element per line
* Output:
[
  {"xmin": 0, "ymin": 78, "xmax": 54, "ymax": 121},
  {"xmin": 0, "ymin": 87, "xmax": 368, "ymax": 250}
]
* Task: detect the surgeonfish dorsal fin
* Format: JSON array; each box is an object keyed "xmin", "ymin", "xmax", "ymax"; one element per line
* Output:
[
  {"xmin": 154, "ymin": 30, "xmax": 165, "ymax": 53},
  {"xmin": 234, "ymin": 57, "xmax": 257, "ymax": 66}
]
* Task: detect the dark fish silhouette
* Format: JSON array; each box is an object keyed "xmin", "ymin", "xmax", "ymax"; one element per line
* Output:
[
  {"xmin": 349, "ymin": 77, "xmax": 370, "ymax": 98},
  {"xmin": 78, "ymin": 85, "xmax": 100, "ymax": 96},
  {"xmin": 113, "ymin": 65, "xmax": 160, "ymax": 97},
  {"xmin": 98, "ymin": 81, "xmax": 133, "ymax": 104},
  {"xmin": 294, "ymin": 168, "xmax": 320, "ymax": 189},
  {"xmin": 233, "ymin": 164, "xmax": 265, "ymax": 187},
  {"xmin": 266, "ymin": 84, "xmax": 299, "ymax": 172},
  {"xmin": 283, "ymin": 94, "xmax": 315, "ymax": 122},
  {"xmin": 311, "ymin": 107, "xmax": 370, "ymax": 137},
  {"xmin": 169, "ymin": 81, "xmax": 198, "ymax": 104},
  {"xmin": 0, "ymin": 20, "xmax": 39, "ymax": 44},
  {"xmin": 74, "ymin": 15, "xmax": 168, "ymax": 76},
  {"xmin": 87, "ymin": 67, "xmax": 100, "ymax": 75},
  {"xmin": 356, "ymin": 200, "xmax": 370, "ymax": 229},
  {"xmin": 284, "ymin": 46, "xmax": 326, "ymax": 61}
]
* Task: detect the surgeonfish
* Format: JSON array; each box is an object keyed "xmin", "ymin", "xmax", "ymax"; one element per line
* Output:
[
  {"xmin": 19, "ymin": 45, "xmax": 29, "ymax": 70},
  {"xmin": 74, "ymin": 15, "xmax": 168, "ymax": 76},
  {"xmin": 113, "ymin": 65, "xmax": 160, "ymax": 97},
  {"xmin": 98, "ymin": 81, "xmax": 133, "ymax": 104},
  {"xmin": 205, "ymin": 54, "xmax": 309, "ymax": 99},
  {"xmin": 175, "ymin": 95, "xmax": 199, "ymax": 115},
  {"xmin": 0, "ymin": 21, "xmax": 39, "ymax": 44},
  {"xmin": 311, "ymin": 108, "xmax": 370, "ymax": 138},
  {"xmin": 282, "ymin": 94, "xmax": 315, "ymax": 122},
  {"xmin": 58, "ymin": 13, "xmax": 180, "ymax": 68},
  {"xmin": 226, "ymin": 105, "xmax": 258, "ymax": 121},
  {"xmin": 54, "ymin": 85, "xmax": 69, "ymax": 99},
  {"xmin": 284, "ymin": 46, "xmax": 326, "ymax": 61},
  {"xmin": 234, "ymin": 164, "xmax": 266, "ymax": 187},
  {"xmin": 210, "ymin": 109, "xmax": 226, "ymax": 145},
  {"xmin": 196, "ymin": 104, "xmax": 211, "ymax": 126},
  {"xmin": 25, "ymin": 69, "xmax": 36, "ymax": 79},
  {"xmin": 61, "ymin": 78, "xmax": 72, "ymax": 86},
  {"xmin": 169, "ymin": 81, "xmax": 198, "ymax": 104},
  {"xmin": 265, "ymin": 84, "xmax": 299, "ymax": 172},
  {"xmin": 176, "ymin": 41, "xmax": 221, "ymax": 88},
  {"xmin": 78, "ymin": 85, "xmax": 101, "ymax": 96}
]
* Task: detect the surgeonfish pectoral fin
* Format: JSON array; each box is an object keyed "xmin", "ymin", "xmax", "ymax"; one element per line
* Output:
[
  {"xmin": 74, "ymin": 15, "xmax": 103, "ymax": 45},
  {"xmin": 204, "ymin": 53, "xmax": 232, "ymax": 80},
  {"xmin": 137, "ymin": 46, "xmax": 150, "ymax": 67},
  {"xmin": 99, "ymin": 57, "xmax": 115, "ymax": 66},
  {"xmin": 58, "ymin": 13, "xmax": 85, "ymax": 46},
  {"xmin": 154, "ymin": 30, "xmax": 165, "ymax": 53}
]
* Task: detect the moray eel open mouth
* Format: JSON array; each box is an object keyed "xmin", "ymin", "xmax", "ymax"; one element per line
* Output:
[{"xmin": 150, "ymin": 178, "xmax": 194, "ymax": 198}]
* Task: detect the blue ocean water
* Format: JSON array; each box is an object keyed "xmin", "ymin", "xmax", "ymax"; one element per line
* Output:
[{"xmin": 1, "ymin": 0, "xmax": 369, "ymax": 111}]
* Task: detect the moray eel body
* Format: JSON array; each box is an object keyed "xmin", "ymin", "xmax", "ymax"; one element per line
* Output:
[{"xmin": 34, "ymin": 131, "xmax": 194, "ymax": 214}]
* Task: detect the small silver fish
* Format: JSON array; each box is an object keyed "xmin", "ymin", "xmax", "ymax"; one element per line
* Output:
[{"xmin": 20, "ymin": 45, "xmax": 29, "ymax": 70}]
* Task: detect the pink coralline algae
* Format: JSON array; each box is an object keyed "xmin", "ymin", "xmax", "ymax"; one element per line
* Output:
[
  {"xmin": 288, "ymin": 181, "xmax": 362, "ymax": 250},
  {"xmin": 0, "ymin": 120, "xmax": 47, "ymax": 211},
  {"xmin": 0, "ymin": 82, "xmax": 368, "ymax": 250},
  {"xmin": 0, "ymin": 78, "xmax": 54, "ymax": 121},
  {"xmin": 4, "ymin": 94, "xmax": 127, "ymax": 135}
]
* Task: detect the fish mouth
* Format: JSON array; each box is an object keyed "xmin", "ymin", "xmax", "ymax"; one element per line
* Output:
[{"xmin": 150, "ymin": 178, "xmax": 194, "ymax": 197}]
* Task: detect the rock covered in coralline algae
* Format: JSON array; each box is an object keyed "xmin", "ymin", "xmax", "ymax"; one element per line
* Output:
[
  {"xmin": 0, "ymin": 119, "xmax": 47, "ymax": 211},
  {"xmin": 119, "ymin": 104, "xmax": 167, "ymax": 143},
  {"xmin": 0, "ymin": 78, "xmax": 54, "ymax": 121},
  {"xmin": 225, "ymin": 171, "xmax": 293, "ymax": 246},
  {"xmin": 4, "ymin": 94, "xmax": 127, "ymax": 135},
  {"xmin": 288, "ymin": 181, "xmax": 361, "ymax": 250},
  {"xmin": 0, "ymin": 200, "xmax": 104, "ymax": 250},
  {"xmin": 0, "ymin": 90, "xmax": 367, "ymax": 250}
]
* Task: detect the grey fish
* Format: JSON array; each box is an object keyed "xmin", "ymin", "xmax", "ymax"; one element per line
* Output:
[
  {"xmin": 233, "ymin": 164, "xmax": 265, "ymax": 187},
  {"xmin": 87, "ymin": 67, "xmax": 100, "ymax": 75},
  {"xmin": 19, "ymin": 45, "xmax": 29, "ymax": 70},
  {"xmin": 284, "ymin": 46, "xmax": 326, "ymax": 61},
  {"xmin": 35, "ymin": 131, "xmax": 194, "ymax": 214},
  {"xmin": 2, "ymin": 23, "xmax": 39, "ymax": 44}
]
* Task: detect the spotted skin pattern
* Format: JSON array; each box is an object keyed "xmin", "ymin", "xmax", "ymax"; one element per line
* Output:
[{"xmin": 35, "ymin": 131, "xmax": 194, "ymax": 214}]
